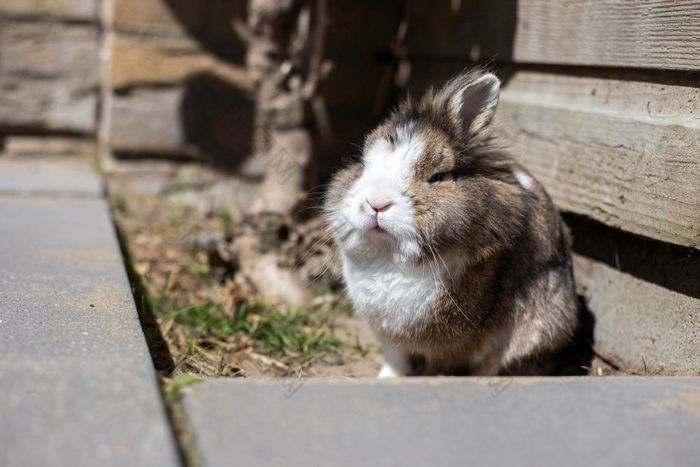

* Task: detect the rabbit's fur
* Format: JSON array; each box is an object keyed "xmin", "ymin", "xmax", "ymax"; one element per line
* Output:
[{"xmin": 324, "ymin": 70, "xmax": 578, "ymax": 377}]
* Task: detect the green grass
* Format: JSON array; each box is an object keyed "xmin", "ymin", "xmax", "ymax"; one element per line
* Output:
[
  {"xmin": 169, "ymin": 301, "xmax": 234, "ymax": 340},
  {"xmin": 129, "ymin": 206, "xmax": 352, "ymax": 372},
  {"xmin": 169, "ymin": 203, "xmax": 190, "ymax": 233},
  {"xmin": 165, "ymin": 373, "xmax": 203, "ymax": 397},
  {"xmin": 149, "ymin": 270, "xmax": 172, "ymax": 311},
  {"xmin": 167, "ymin": 297, "xmax": 344, "ymax": 367},
  {"xmin": 112, "ymin": 195, "xmax": 128, "ymax": 215},
  {"xmin": 218, "ymin": 210, "xmax": 233, "ymax": 237}
]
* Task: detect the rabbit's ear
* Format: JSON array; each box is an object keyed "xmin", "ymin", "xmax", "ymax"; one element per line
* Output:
[{"xmin": 447, "ymin": 73, "xmax": 500, "ymax": 136}]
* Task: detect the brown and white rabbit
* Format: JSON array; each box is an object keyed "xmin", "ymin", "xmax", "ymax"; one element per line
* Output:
[{"xmin": 324, "ymin": 70, "xmax": 578, "ymax": 377}]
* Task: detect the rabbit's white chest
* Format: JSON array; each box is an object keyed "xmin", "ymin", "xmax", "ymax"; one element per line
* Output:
[{"xmin": 342, "ymin": 255, "xmax": 443, "ymax": 336}]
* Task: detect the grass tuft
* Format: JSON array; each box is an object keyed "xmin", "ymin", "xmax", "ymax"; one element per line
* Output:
[
  {"xmin": 168, "ymin": 297, "xmax": 344, "ymax": 368},
  {"xmin": 165, "ymin": 373, "xmax": 204, "ymax": 397}
]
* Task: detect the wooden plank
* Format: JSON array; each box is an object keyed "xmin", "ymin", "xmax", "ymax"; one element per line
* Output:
[
  {"xmin": 109, "ymin": 54, "xmax": 387, "ymax": 157},
  {"xmin": 513, "ymin": 0, "xmax": 700, "ymax": 70},
  {"xmin": 322, "ymin": 60, "xmax": 393, "ymax": 113},
  {"xmin": 111, "ymin": 34, "xmax": 391, "ymax": 112},
  {"xmin": 0, "ymin": 0, "xmax": 97, "ymax": 21},
  {"xmin": 0, "ymin": 136, "xmax": 95, "ymax": 159},
  {"xmin": 113, "ymin": 0, "xmax": 247, "ymax": 63},
  {"xmin": 408, "ymin": 0, "xmax": 700, "ymax": 70},
  {"xmin": 113, "ymin": 0, "xmax": 206, "ymax": 37},
  {"xmin": 113, "ymin": 0, "xmax": 398, "ymax": 60},
  {"xmin": 494, "ymin": 71, "xmax": 700, "ymax": 249},
  {"xmin": 111, "ymin": 35, "xmax": 250, "ymax": 90},
  {"xmin": 0, "ymin": 20, "xmax": 98, "ymax": 83},
  {"xmin": 110, "ymin": 87, "xmax": 188, "ymax": 155},
  {"xmin": 0, "ymin": 20, "xmax": 99, "ymax": 133},
  {"xmin": 407, "ymin": 0, "xmax": 517, "ymax": 63},
  {"xmin": 325, "ymin": 0, "xmax": 400, "ymax": 58},
  {"xmin": 110, "ymin": 86, "xmax": 253, "ymax": 160},
  {"xmin": 0, "ymin": 78, "xmax": 96, "ymax": 132},
  {"xmin": 574, "ymin": 254, "xmax": 699, "ymax": 374}
]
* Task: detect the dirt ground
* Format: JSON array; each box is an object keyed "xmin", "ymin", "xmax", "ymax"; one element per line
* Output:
[{"xmin": 107, "ymin": 160, "xmax": 381, "ymax": 382}]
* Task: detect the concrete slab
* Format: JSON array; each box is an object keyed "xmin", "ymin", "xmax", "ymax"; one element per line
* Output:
[
  {"xmin": 183, "ymin": 377, "xmax": 700, "ymax": 467},
  {"xmin": 0, "ymin": 159, "xmax": 103, "ymax": 197},
  {"xmin": 0, "ymin": 196, "xmax": 180, "ymax": 467}
]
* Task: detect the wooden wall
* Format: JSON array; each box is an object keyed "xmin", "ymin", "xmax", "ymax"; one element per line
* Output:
[
  {"xmin": 0, "ymin": 0, "xmax": 100, "ymax": 156},
  {"xmin": 106, "ymin": 0, "xmax": 400, "ymax": 175},
  {"xmin": 107, "ymin": 0, "xmax": 250, "ymax": 161},
  {"xmin": 407, "ymin": 0, "xmax": 699, "ymax": 374}
]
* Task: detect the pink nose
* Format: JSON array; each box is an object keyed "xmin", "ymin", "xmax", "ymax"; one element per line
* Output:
[{"xmin": 368, "ymin": 199, "xmax": 392, "ymax": 213}]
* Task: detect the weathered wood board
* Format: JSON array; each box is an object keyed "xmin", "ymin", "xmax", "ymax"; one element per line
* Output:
[
  {"xmin": 0, "ymin": 0, "xmax": 97, "ymax": 20},
  {"xmin": 574, "ymin": 254, "xmax": 699, "ymax": 374},
  {"xmin": 111, "ymin": 0, "xmax": 399, "ymax": 72},
  {"xmin": 0, "ymin": 136, "xmax": 96, "ymax": 158},
  {"xmin": 496, "ymin": 71, "xmax": 700, "ymax": 249},
  {"xmin": 320, "ymin": 60, "xmax": 394, "ymax": 113},
  {"xmin": 111, "ymin": 35, "xmax": 250, "ymax": 90},
  {"xmin": 113, "ymin": 0, "xmax": 248, "ymax": 64},
  {"xmin": 110, "ymin": 86, "xmax": 253, "ymax": 161},
  {"xmin": 407, "ymin": 0, "xmax": 518, "ymax": 63},
  {"xmin": 0, "ymin": 20, "xmax": 99, "ymax": 133},
  {"xmin": 113, "ymin": 0, "xmax": 209, "ymax": 37},
  {"xmin": 110, "ymin": 88, "xmax": 188, "ymax": 154},
  {"xmin": 409, "ymin": 0, "xmax": 700, "ymax": 70},
  {"xmin": 324, "ymin": 0, "xmax": 401, "ymax": 59}
]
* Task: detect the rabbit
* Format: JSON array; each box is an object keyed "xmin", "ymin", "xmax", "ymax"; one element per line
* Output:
[{"xmin": 324, "ymin": 69, "xmax": 579, "ymax": 377}]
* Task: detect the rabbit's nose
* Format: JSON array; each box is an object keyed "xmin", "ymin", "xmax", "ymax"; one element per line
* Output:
[{"xmin": 367, "ymin": 198, "xmax": 393, "ymax": 213}]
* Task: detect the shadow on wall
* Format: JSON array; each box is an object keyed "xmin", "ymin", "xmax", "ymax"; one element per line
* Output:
[
  {"xmin": 314, "ymin": 0, "xmax": 521, "ymax": 183},
  {"xmin": 180, "ymin": 72, "xmax": 254, "ymax": 172},
  {"xmin": 163, "ymin": 0, "xmax": 247, "ymax": 64},
  {"xmin": 159, "ymin": 0, "xmax": 520, "ymax": 177},
  {"xmin": 154, "ymin": 0, "xmax": 252, "ymax": 171},
  {"xmin": 564, "ymin": 213, "xmax": 700, "ymax": 300},
  {"xmin": 159, "ymin": 0, "xmax": 400, "ymax": 182},
  {"xmin": 406, "ymin": 0, "xmax": 518, "ymax": 93}
]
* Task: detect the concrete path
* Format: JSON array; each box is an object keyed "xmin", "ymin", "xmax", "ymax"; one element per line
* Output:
[
  {"xmin": 0, "ymin": 158, "xmax": 103, "ymax": 197},
  {"xmin": 182, "ymin": 377, "xmax": 700, "ymax": 467},
  {"xmin": 0, "ymin": 159, "xmax": 180, "ymax": 467}
]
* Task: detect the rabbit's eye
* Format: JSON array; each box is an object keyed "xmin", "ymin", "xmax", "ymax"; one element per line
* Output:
[{"xmin": 428, "ymin": 172, "xmax": 453, "ymax": 183}]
